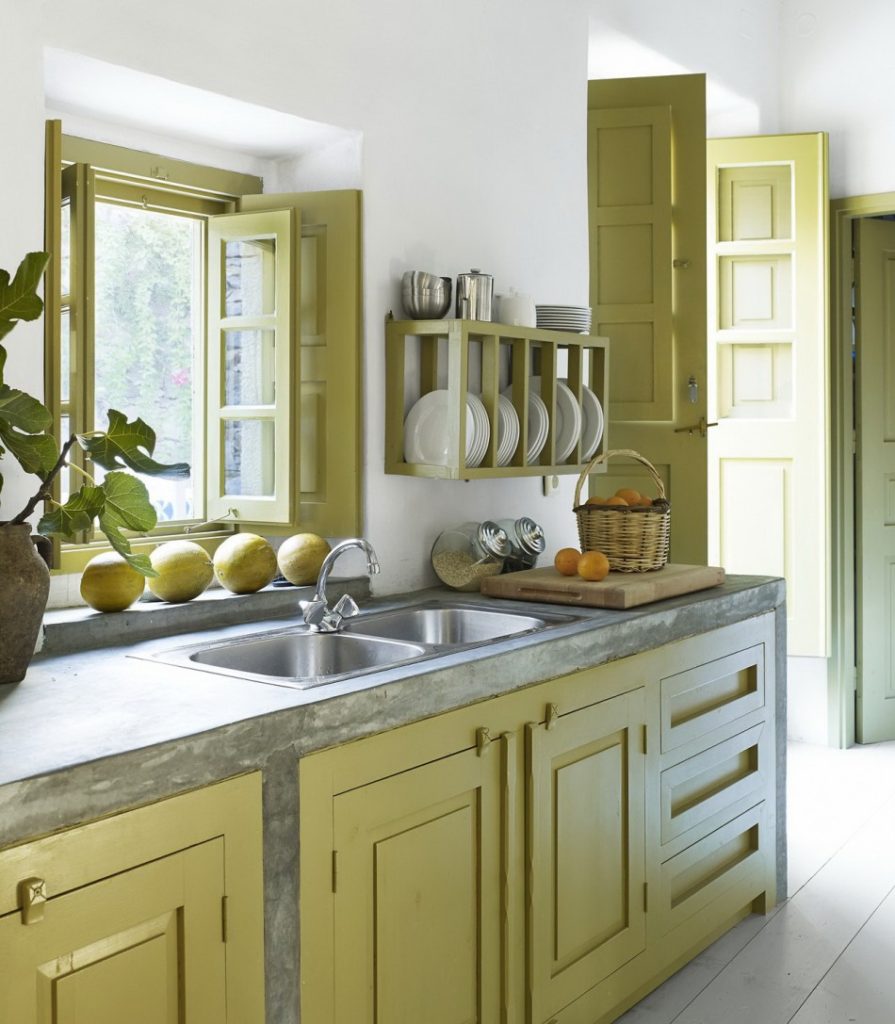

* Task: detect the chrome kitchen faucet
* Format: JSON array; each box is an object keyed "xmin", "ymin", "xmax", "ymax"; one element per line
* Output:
[{"xmin": 299, "ymin": 538, "xmax": 380, "ymax": 632}]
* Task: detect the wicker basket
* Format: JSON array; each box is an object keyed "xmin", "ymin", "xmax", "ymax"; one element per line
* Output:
[{"xmin": 572, "ymin": 449, "xmax": 670, "ymax": 572}]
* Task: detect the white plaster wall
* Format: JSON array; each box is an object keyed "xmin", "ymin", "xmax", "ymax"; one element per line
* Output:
[
  {"xmin": 1, "ymin": 0, "xmax": 592, "ymax": 594},
  {"xmin": 779, "ymin": 0, "xmax": 895, "ymax": 199},
  {"xmin": 587, "ymin": 0, "xmax": 783, "ymax": 136},
  {"xmin": 0, "ymin": 2, "xmax": 49, "ymax": 526}
]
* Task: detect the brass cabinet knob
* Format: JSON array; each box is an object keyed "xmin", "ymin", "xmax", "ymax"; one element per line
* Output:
[{"xmin": 18, "ymin": 876, "xmax": 47, "ymax": 925}]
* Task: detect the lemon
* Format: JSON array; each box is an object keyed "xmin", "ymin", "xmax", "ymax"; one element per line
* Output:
[
  {"xmin": 277, "ymin": 533, "xmax": 331, "ymax": 586},
  {"xmin": 213, "ymin": 533, "xmax": 278, "ymax": 594},
  {"xmin": 147, "ymin": 541, "xmax": 214, "ymax": 603},
  {"xmin": 80, "ymin": 552, "xmax": 145, "ymax": 613}
]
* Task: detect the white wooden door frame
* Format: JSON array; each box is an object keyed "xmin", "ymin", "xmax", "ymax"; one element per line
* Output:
[{"xmin": 830, "ymin": 193, "xmax": 895, "ymax": 747}]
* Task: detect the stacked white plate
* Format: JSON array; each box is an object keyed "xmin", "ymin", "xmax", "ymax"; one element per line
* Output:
[
  {"xmin": 403, "ymin": 390, "xmax": 491, "ymax": 467},
  {"xmin": 465, "ymin": 392, "xmax": 490, "ymax": 468},
  {"xmin": 530, "ymin": 378, "xmax": 582, "ymax": 462},
  {"xmin": 503, "ymin": 383, "xmax": 549, "ymax": 462},
  {"xmin": 536, "ymin": 305, "xmax": 592, "ymax": 333},
  {"xmin": 558, "ymin": 379, "xmax": 603, "ymax": 461},
  {"xmin": 496, "ymin": 394, "xmax": 520, "ymax": 467}
]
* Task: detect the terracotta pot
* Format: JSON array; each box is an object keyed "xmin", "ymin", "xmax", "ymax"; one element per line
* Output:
[{"xmin": 0, "ymin": 524, "xmax": 50, "ymax": 684}]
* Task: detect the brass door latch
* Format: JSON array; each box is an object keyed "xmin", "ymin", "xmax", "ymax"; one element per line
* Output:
[
  {"xmin": 673, "ymin": 416, "xmax": 718, "ymax": 438},
  {"xmin": 18, "ymin": 876, "xmax": 47, "ymax": 925}
]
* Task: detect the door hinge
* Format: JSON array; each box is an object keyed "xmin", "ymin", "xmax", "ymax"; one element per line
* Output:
[
  {"xmin": 332, "ymin": 849, "xmax": 338, "ymax": 894},
  {"xmin": 643, "ymin": 882, "xmax": 649, "ymax": 913},
  {"xmin": 221, "ymin": 895, "xmax": 229, "ymax": 943},
  {"xmin": 642, "ymin": 723, "xmax": 648, "ymax": 755}
]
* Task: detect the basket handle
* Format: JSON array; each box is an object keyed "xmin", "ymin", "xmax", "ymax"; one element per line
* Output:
[{"xmin": 573, "ymin": 448, "xmax": 667, "ymax": 509}]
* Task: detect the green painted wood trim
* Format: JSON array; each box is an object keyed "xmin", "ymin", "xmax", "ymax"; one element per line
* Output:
[
  {"xmin": 830, "ymin": 191, "xmax": 895, "ymax": 747},
  {"xmin": 62, "ymin": 135, "xmax": 260, "ymax": 199},
  {"xmin": 384, "ymin": 320, "xmax": 608, "ymax": 479},
  {"xmin": 206, "ymin": 208, "xmax": 295, "ymax": 525},
  {"xmin": 241, "ymin": 190, "xmax": 363, "ymax": 537}
]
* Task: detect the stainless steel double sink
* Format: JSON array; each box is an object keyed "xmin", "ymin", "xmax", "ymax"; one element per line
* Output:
[{"xmin": 145, "ymin": 601, "xmax": 576, "ymax": 689}]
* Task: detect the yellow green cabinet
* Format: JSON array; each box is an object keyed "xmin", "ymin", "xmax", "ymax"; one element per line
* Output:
[
  {"xmin": 0, "ymin": 774, "xmax": 265, "ymax": 1024},
  {"xmin": 332, "ymin": 742, "xmax": 504, "ymax": 1024},
  {"xmin": 299, "ymin": 613, "xmax": 778, "ymax": 1024},
  {"xmin": 527, "ymin": 690, "xmax": 646, "ymax": 1023}
]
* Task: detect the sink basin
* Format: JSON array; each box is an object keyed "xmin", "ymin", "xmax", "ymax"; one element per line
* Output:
[
  {"xmin": 141, "ymin": 600, "xmax": 579, "ymax": 689},
  {"xmin": 342, "ymin": 605, "xmax": 551, "ymax": 646},
  {"xmin": 154, "ymin": 631, "xmax": 427, "ymax": 688}
]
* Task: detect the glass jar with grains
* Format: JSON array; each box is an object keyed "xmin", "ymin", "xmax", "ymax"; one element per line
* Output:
[{"xmin": 431, "ymin": 521, "xmax": 510, "ymax": 591}]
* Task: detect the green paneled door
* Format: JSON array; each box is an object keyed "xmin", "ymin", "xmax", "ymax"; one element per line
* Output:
[
  {"xmin": 587, "ymin": 75, "xmax": 707, "ymax": 564},
  {"xmin": 855, "ymin": 218, "xmax": 895, "ymax": 742}
]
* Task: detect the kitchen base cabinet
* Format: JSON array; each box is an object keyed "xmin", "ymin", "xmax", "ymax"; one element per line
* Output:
[
  {"xmin": 299, "ymin": 612, "xmax": 778, "ymax": 1024},
  {"xmin": 527, "ymin": 690, "xmax": 646, "ymax": 1023},
  {"xmin": 0, "ymin": 774, "xmax": 264, "ymax": 1024}
]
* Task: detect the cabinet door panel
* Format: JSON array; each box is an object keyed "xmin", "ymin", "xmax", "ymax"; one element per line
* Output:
[
  {"xmin": 527, "ymin": 689, "xmax": 646, "ymax": 1021},
  {"xmin": 333, "ymin": 746, "xmax": 503, "ymax": 1024},
  {"xmin": 1, "ymin": 838, "xmax": 225, "ymax": 1023}
]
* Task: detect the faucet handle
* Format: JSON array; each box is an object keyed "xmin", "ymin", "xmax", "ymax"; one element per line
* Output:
[
  {"xmin": 300, "ymin": 597, "xmax": 328, "ymax": 628},
  {"xmin": 333, "ymin": 594, "xmax": 360, "ymax": 619}
]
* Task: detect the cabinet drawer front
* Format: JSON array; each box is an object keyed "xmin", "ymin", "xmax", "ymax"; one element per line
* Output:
[
  {"xmin": 656, "ymin": 803, "xmax": 768, "ymax": 937},
  {"xmin": 660, "ymin": 643, "xmax": 765, "ymax": 754},
  {"xmin": 660, "ymin": 722, "xmax": 768, "ymax": 847}
]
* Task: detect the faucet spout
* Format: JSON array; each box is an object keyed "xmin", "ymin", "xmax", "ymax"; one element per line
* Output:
[{"xmin": 300, "ymin": 538, "xmax": 380, "ymax": 632}]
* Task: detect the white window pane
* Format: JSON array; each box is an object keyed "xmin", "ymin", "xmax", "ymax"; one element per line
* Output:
[
  {"xmin": 93, "ymin": 201, "xmax": 201, "ymax": 523},
  {"xmin": 224, "ymin": 419, "xmax": 275, "ymax": 496},
  {"xmin": 224, "ymin": 329, "xmax": 276, "ymax": 406},
  {"xmin": 225, "ymin": 238, "xmax": 276, "ymax": 318}
]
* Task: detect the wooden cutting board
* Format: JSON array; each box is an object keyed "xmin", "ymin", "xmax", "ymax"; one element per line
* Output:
[{"xmin": 480, "ymin": 563, "xmax": 725, "ymax": 609}]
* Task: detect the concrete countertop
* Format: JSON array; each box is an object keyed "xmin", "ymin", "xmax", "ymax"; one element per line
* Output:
[{"xmin": 0, "ymin": 575, "xmax": 784, "ymax": 849}]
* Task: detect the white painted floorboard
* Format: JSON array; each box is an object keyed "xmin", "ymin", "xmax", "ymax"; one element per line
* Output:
[{"xmin": 617, "ymin": 740, "xmax": 895, "ymax": 1024}]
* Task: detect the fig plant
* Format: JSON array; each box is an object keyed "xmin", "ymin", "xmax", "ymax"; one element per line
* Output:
[{"xmin": 0, "ymin": 251, "xmax": 188, "ymax": 574}]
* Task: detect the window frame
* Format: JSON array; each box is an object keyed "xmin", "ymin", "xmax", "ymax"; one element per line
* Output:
[{"xmin": 45, "ymin": 123, "xmax": 263, "ymax": 573}]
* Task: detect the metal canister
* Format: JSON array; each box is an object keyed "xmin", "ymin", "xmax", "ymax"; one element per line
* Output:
[
  {"xmin": 456, "ymin": 268, "xmax": 493, "ymax": 321},
  {"xmin": 496, "ymin": 516, "xmax": 546, "ymax": 572}
]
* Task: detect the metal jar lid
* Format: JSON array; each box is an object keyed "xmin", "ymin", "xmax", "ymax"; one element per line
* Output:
[
  {"xmin": 477, "ymin": 521, "xmax": 511, "ymax": 560},
  {"xmin": 513, "ymin": 517, "xmax": 546, "ymax": 557}
]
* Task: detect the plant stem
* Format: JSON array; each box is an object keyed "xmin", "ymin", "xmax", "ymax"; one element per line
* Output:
[
  {"xmin": 8, "ymin": 435, "xmax": 77, "ymax": 526},
  {"xmin": 67, "ymin": 462, "xmax": 96, "ymax": 486}
]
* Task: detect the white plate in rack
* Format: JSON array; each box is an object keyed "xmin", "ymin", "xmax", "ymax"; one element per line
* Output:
[
  {"xmin": 580, "ymin": 385, "xmax": 604, "ymax": 461},
  {"xmin": 404, "ymin": 390, "xmax": 474, "ymax": 466},
  {"xmin": 554, "ymin": 380, "xmax": 583, "ymax": 462},
  {"xmin": 496, "ymin": 394, "xmax": 520, "ymax": 466},
  {"xmin": 466, "ymin": 392, "xmax": 490, "ymax": 468}
]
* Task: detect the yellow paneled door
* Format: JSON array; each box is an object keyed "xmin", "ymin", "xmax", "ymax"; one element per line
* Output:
[
  {"xmin": 331, "ymin": 743, "xmax": 503, "ymax": 1024},
  {"xmin": 854, "ymin": 218, "xmax": 895, "ymax": 741},
  {"xmin": 527, "ymin": 689, "xmax": 646, "ymax": 1022},
  {"xmin": 706, "ymin": 134, "xmax": 829, "ymax": 657},
  {"xmin": 587, "ymin": 75, "xmax": 708, "ymax": 564},
  {"xmin": 1, "ymin": 839, "xmax": 225, "ymax": 1022}
]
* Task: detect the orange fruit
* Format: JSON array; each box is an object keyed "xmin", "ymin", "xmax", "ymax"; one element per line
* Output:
[
  {"xmin": 614, "ymin": 488, "xmax": 641, "ymax": 504},
  {"xmin": 604, "ymin": 495, "xmax": 628, "ymax": 506},
  {"xmin": 634, "ymin": 494, "xmax": 653, "ymax": 507},
  {"xmin": 586, "ymin": 495, "xmax": 606, "ymax": 505},
  {"xmin": 578, "ymin": 550, "xmax": 610, "ymax": 581},
  {"xmin": 554, "ymin": 547, "xmax": 582, "ymax": 576}
]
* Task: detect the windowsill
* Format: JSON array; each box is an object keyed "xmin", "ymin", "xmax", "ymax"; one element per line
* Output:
[{"xmin": 38, "ymin": 576, "xmax": 373, "ymax": 658}]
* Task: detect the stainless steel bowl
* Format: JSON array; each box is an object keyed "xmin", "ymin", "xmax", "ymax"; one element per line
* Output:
[{"xmin": 402, "ymin": 271, "xmax": 452, "ymax": 319}]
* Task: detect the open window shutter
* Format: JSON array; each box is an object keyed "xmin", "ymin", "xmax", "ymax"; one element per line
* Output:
[
  {"xmin": 239, "ymin": 190, "xmax": 362, "ymax": 537},
  {"xmin": 206, "ymin": 208, "xmax": 296, "ymax": 524}
]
